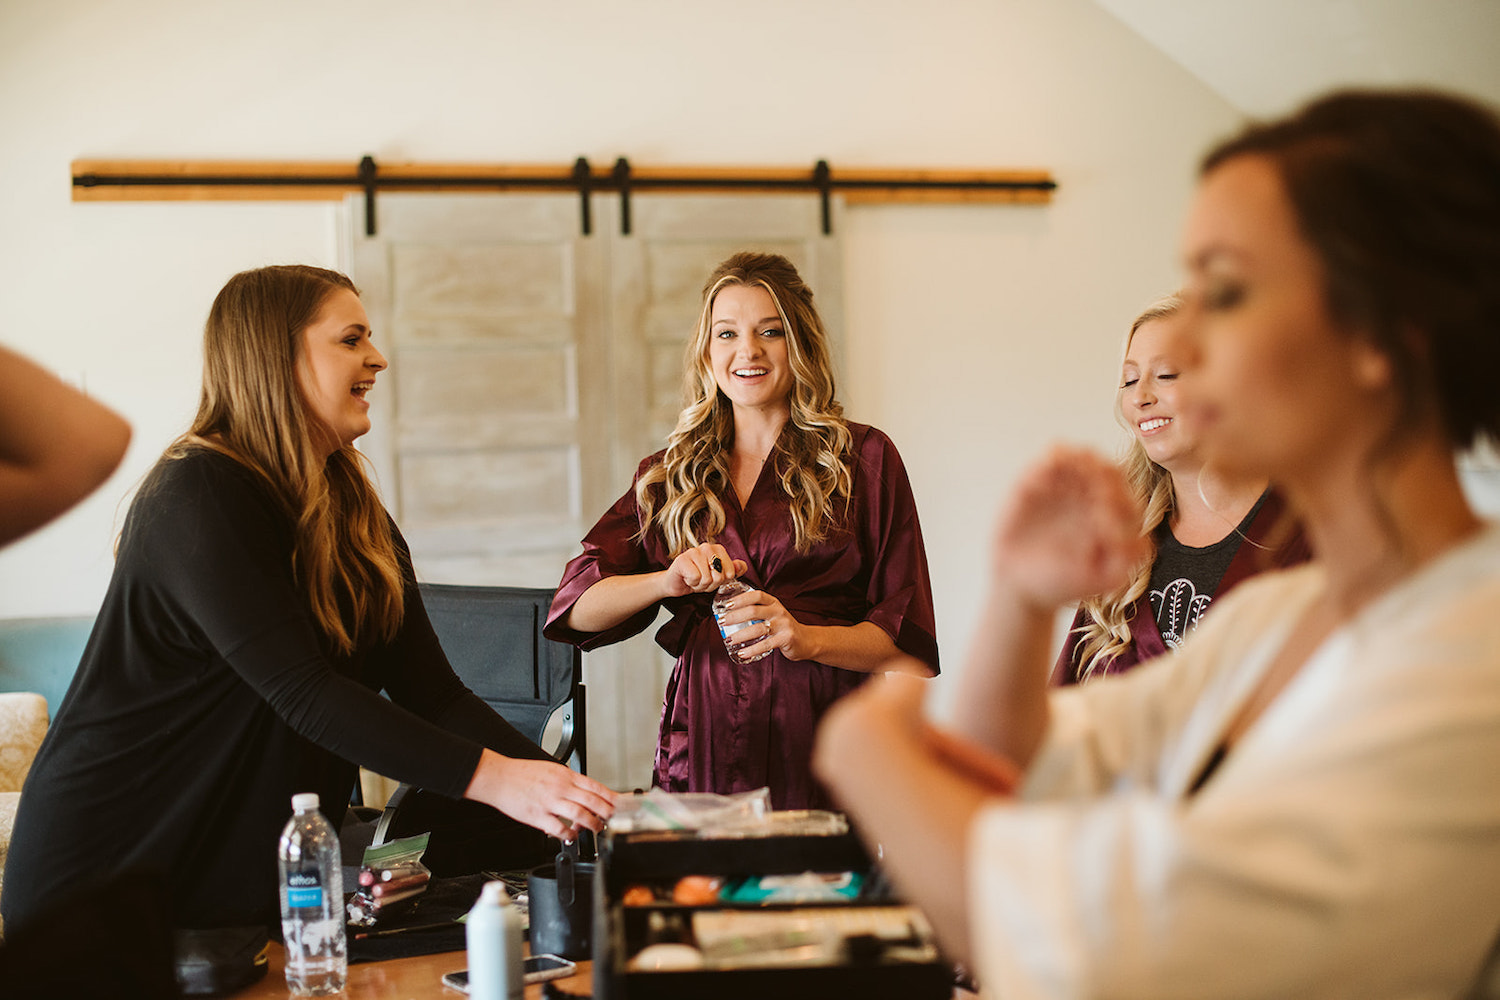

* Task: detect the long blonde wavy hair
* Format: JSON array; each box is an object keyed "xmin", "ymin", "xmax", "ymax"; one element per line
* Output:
[
  {"xmin": 636, "ymin": 252, "xmax": 854, "ymax": 556},
  {"xmin": 164, "ymin": 264, "xmax": 404, "ymax": 655},
  {"xmin": 1072, "ymin": 293, "xmax": 1185, "ymax": 679}
]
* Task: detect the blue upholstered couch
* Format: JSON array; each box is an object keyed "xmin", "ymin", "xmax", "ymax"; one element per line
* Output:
[{"xmin": 0, "ymin": 617, "xmax": 94, "ymax": 715}]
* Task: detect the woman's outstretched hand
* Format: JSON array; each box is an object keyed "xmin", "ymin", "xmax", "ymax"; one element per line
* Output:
[
  {"xmin": 465, "ymin": 749, "xmax": 618, "ymax": 842},
  {"xmin": 992, "ymin": 446, "xmax": 1148, "ymax": 613},
  {"xmin": 661, "ymin": 542, "xmax": 749, "ymax": 597}
]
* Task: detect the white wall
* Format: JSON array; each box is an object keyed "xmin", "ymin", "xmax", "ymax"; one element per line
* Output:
[{"xmin": 0, "ymin": 0, "xmax": 1243, "ymax": 772}]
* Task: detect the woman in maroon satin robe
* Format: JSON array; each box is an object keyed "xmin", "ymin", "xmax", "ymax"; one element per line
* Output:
[{"xmin": 545, "ymin": 252, "xmax": 938, "ymax": 810}]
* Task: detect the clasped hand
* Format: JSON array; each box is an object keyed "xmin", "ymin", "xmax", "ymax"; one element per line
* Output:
[{"xmin": 662, "ymin": 542, "xmax": 748, "ymax": 596}]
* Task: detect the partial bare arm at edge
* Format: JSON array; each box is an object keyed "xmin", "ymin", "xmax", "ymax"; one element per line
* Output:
[{"xmin": 0, "ymin": 346, "xmax": 131, "ymax": 545}]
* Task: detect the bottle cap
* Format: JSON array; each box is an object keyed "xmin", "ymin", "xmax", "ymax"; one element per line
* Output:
[
  {"xmin": 480, "ymin": 880, "xmax": 511, "ymax": 906},
  {"xmin": 291, "ymin": 792, "xmax": 320, "ymax": 812}
]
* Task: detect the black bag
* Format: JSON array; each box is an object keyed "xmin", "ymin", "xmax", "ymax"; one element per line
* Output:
[{"xmin": 172, "ymin": 927, "xmax": 269, "ymax": 996}]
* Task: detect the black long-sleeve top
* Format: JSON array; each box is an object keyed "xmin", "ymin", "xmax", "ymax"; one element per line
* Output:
[{"xmin": 1, "ymin": 448, "xmax": 545, "ymax": 932}]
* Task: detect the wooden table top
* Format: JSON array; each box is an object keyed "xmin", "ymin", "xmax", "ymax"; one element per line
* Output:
[
  {"xmin": 233, "ymin": 943, "xmax": 592, "ymax": 999},
  {"xmin": 233, "ymin": 940, "xmax": 979, "ymax": 999}
]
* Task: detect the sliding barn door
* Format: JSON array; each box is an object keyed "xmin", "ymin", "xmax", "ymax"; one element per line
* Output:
[{"xmin": 346, "ymin": 192, "xmax": 841, "ymax": 791}]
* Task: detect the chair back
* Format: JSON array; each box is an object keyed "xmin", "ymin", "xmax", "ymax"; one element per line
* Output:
[
  {"xmin": 365, "ymin": 585, "xmax": 583, "ymax": 872},
  {"xmin": 418, "ymin": 582, "xmax": 583, "ymax": 771}
]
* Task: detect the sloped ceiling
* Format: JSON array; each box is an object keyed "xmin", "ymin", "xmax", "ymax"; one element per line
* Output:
[{"xmin": 1094, "ymin": 0, "xmax": 1500, "ymax": 117}]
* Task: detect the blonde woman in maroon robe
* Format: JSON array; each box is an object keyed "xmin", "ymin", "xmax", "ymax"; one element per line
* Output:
[{"xmin": 546, "ymin": 252, "xmax": 938, "ymax": 810}]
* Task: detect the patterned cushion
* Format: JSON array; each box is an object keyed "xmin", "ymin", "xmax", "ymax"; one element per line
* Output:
[
  {"xmin": 0, "ymin": 790, "xmax": 20, "ymax": 938},
  {"xmin": 0, "ymin": 694, "xmax": 48, "ymax": 939},
  {"xmin": 0, "ymin": 693, "xmax": 48, "ymax": 793}
]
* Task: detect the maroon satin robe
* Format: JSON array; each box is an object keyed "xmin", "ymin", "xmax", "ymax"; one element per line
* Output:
[{"xmin": 545, "ymin": 423, "xmax": 939, "ymax": 810}]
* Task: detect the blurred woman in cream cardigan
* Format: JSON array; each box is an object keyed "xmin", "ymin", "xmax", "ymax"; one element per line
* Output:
[{"xmin": 817, "ymin": 89, "xmax": 1500, "ymax": 999}]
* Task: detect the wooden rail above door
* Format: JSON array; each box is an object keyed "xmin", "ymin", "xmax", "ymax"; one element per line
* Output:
[{"xmin": 70, "ymin": 156, "xmax": 1056, "ymax": 236}]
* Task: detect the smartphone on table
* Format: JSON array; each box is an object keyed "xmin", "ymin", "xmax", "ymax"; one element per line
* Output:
[{"xmin": 442, "ymin": 954, "xmax": 577, "ymax": 992}]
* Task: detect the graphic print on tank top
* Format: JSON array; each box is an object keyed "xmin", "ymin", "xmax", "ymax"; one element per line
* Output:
[
  {"xmin": 1150, "ymin": 578, "xmax": 1212, "ymax": 649},
  {"xmin": 1145, "ymin": 495, "xmax": 1267, "ymax": 650},
  {"xmin": 1146, "ymin": 494, "xmax": 1278, "ymax": 656}
]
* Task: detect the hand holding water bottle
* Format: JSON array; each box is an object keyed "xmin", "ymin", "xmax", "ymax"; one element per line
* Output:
[
  {"xmin": 656, "ymin": 543, "xmax": 810, "ymax": 664},
  {"xmin": 713, "ymin": 578, "xmax": 772, "ymax": 664},
  {"xmin": 712, "ymin": 576, "xmax": 820, "ymax": 664}
]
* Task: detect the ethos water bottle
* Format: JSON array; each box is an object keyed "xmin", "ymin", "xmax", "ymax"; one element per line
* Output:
[
  {"xmin": 712, "ymin": 579, "xmax": 770, "ymax": 664},
  {"xmin": 278, "ymin": 792, "xmax": 347, "ymax": 996},
  {"xmin": 466, "ymin": 880, "xmax": 524, "ymax": 1000}
]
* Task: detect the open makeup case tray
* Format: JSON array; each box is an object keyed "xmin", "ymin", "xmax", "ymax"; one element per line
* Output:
[{"xmin": 591, "ymin": 820, "xmax": 954, "ymax": 1000}]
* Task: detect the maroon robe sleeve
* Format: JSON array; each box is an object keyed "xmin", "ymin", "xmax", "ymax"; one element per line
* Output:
[
  {"xmin": 853, "ymin": 428, "xmax": 940, "ymax": 672},
  {"xmin": 544, "ymin": 457, "xmax": 666, "ymax": 650}
]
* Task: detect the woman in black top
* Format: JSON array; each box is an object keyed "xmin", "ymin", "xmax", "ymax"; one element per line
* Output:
[{"xmin": 1, "ymin": 265, "xmax": 615, "ymax": 933}]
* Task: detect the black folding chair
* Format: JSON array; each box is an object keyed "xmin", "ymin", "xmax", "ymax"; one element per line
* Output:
[{"xmin": 369, "ymin": 584, "xmax": 587, "ymax": 874}]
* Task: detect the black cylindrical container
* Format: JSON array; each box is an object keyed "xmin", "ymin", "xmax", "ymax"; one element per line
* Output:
[{"xmin": 526, "ymin": 857, "xmax": 597, "ymax": 960}]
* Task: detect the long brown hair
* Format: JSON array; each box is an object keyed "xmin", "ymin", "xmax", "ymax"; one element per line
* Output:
[
  {"xmin": 1072, "ymin": 294, "xmax": 1184, "ymax": 678},
  {"xmin": 636, "ymin": 252, "xmax": 854, "ymax": 555},
  {"xmin": 167, "ymin": 264, "xmax": 403, "ymax": 655}
]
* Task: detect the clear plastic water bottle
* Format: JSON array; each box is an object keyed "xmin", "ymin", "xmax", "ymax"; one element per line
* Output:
[
  {"xmin": 466, "ymin": 880, "xmax": 523, "ymax": 1000},
  {"xmin": 278, "ymin": 792, "xmax": 347, "ymax": 996},
  {"xmin": 712, "ymin": 579, "xmax": 770, "ymax": 664}
]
